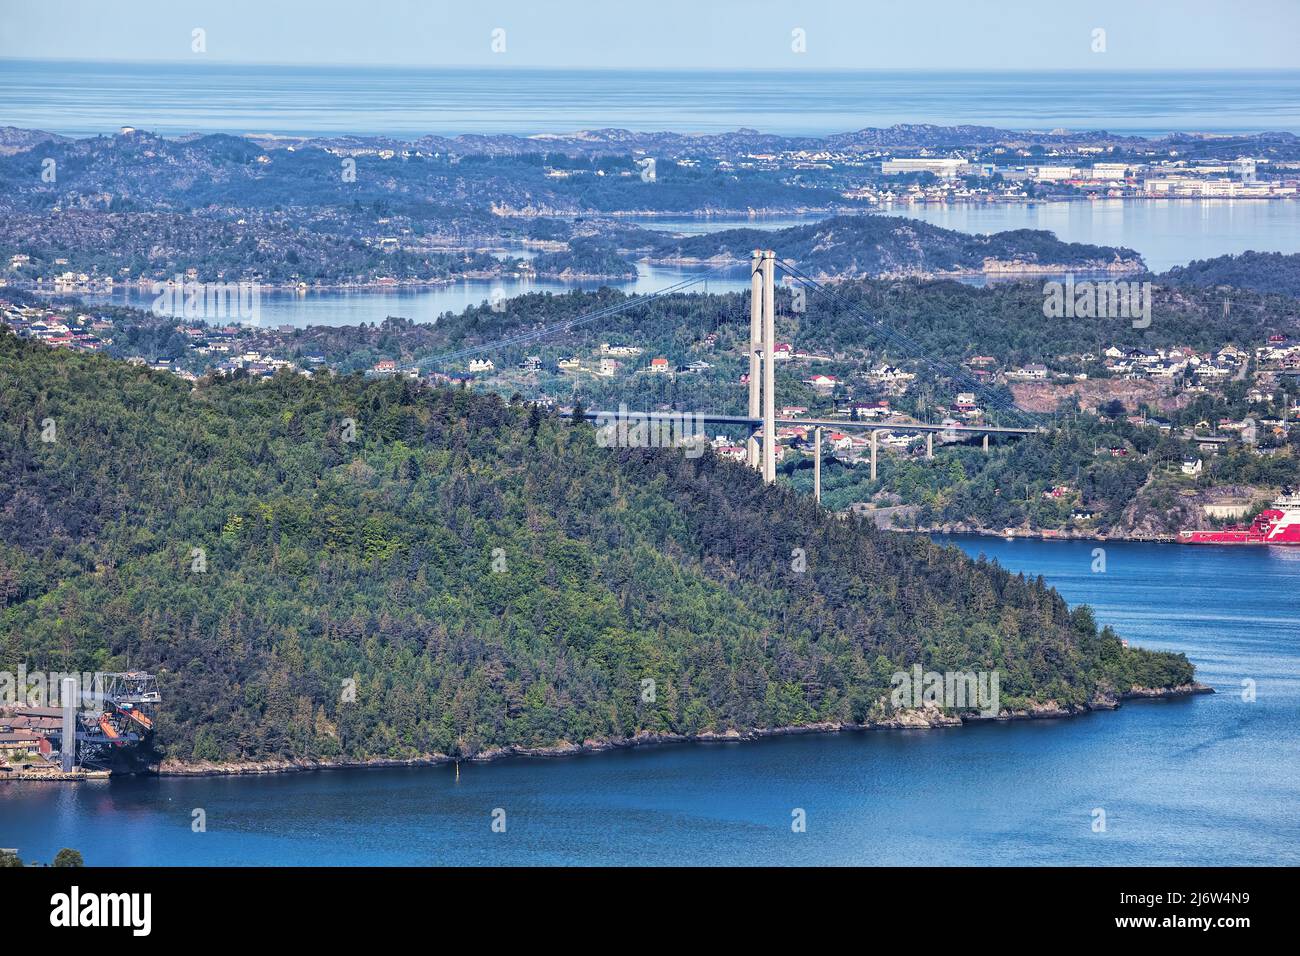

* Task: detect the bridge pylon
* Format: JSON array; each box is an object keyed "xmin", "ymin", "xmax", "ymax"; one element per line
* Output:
[
  {"xmin": 761, "ymin": 251, "xmax": 776, "ymax": 483},
  {"xmin": 747, "ymin": 250, "xmax": 777, "ymax": 484},
  {"xmin": 747, "ymin": 251, "xmax": 762, "ymax": 470}
]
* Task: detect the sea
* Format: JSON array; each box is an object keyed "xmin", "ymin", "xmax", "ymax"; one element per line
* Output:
[
  {"xmin": 9, "ymin": 61, "xmax": 1300, "ymax": 324},
  {"xmin": 2, "ymin": 62, "xmax": 1299, "ymax": 137}
]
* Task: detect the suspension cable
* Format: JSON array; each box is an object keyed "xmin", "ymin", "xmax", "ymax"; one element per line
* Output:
[
  {"xmin": 420, "ymin": 267, "xmax": 731, "ymax": 370},
  {"xmin": 774, "ymin": 257, "xmax": 1042, "ymax": 429}
]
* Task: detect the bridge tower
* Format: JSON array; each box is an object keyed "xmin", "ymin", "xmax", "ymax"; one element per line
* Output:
[
  {"xmin": 747, "ymin": 250, "xmax": 777, "ymax": 483},
  {"xmin": 747, "ymin": 251, "xmax": 763, "ymax": 470},
  {"xmin": 761, "ymin": 251, "xmax": 776, "ymax": 483}
]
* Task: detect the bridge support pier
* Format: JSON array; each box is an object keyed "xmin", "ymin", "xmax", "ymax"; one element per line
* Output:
[
  {"xmin": 983, "ymin": 433, "xmax": 989, "ymax": 454},
  {"xmin": 926, "ymin": 432, "xmax": 933, "ymax": 460},
  {"xmin": 870, "ymin": 429, "xmax": 878, "ymax": 481},
  {"xmin": 813, "ymin": 426, "xmax": 822, "ymax": 504},
  {"xmin": 61, "ymin": 677, "xmax": 76, "ymax": 772}
]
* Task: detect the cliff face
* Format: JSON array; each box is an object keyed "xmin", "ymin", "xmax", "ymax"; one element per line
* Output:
[
  {"xmin": 1010, "ymin": 380, "xmax": 1171, "ymax": 415},
  {"xmin": 1115, "ymin": 485, "xmax": 1277, "ymax": 538}
]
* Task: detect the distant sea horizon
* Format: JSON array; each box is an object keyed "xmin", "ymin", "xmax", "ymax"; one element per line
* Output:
[{"xmin": 2, "ymin": 60, "xmax": 1299, "ymax": 138}]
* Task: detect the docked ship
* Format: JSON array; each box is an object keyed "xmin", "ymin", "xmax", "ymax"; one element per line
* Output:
[{"xmin": 1180, "ymin": 493, "xmax": 1300, "ymax": 545}]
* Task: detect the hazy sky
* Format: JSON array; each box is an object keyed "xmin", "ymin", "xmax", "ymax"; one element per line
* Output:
[{"xmin": 2, "ymin": 0, "xmax": 1297, "ymax": 70}]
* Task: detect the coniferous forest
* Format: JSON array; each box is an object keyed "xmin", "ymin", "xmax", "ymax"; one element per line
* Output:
[{"xmin": 0, "ymin": 331, "xmax": 1193, "ymax": 765}]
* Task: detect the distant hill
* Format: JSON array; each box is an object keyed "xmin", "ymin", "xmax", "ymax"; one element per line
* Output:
[
  {"xmin": 0, "ymin": 127, "xmax": 854, "ymax": 218},
  {"xmin": 0, "ymin": 126, "xmax": 68, "ymax": 157},
  {"xmin": 645, "ymin": 215, "xmax": 1144, "ymax": 278},
  {"xmin": 1162, "ymin": 251, "xmax": 1300, "ymax": 299},
  {"xmin": 0, "ymin": 334, "xmax": 1193, "ymax": 766},
  {"xmin": 4, "ymin": 123, "xmax": 1295, "ymax": 161}
]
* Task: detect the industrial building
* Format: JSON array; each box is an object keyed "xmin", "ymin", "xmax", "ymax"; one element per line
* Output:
[
  {"xmin": 0, "ymin": 672, "xmax": 159, "ymax": 776},
  {"xmin": 880, "ymin": 157, "xmax": 970, "ymax": 179}
]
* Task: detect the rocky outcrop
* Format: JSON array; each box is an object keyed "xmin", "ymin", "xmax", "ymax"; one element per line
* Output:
[
  {"xmin": 874, "ymin": 708, "xmax": 964, "ymax": 729},
  {"xmin": 0, "ymin": 766, "xmax": 111, "ymax": 782},
  {"xmin": 897, "ymin": 523, "xmax": 1180, "ymax": 543},
  {"xmin": 1010, "ymin": 378, "xmax": 1168, "ymax": 415},
  {"xmin": 979, "ymin": 256, "xmax": 1142, "ymax": 275},
  {"xmin": 156, "ymin": 755, "xmax": 453, "ymax": 777},
  {"xmin": 1122, "ymin": 683, "xmax": 1215, "ymax": 700}
]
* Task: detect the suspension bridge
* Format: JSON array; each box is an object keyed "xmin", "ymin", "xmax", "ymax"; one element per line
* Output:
[{"xmin": 422, "ymin": 249, "xmax": 1044, "ymax": 502}]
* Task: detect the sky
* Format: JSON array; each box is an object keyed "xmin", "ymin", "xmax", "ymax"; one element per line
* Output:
[{"xmin": 2, "ymin": 0, "xmax": 1298, "ymax": 71}]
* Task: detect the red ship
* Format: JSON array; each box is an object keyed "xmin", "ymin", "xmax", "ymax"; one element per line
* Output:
[{"xmin": 1180, "ymin": 493, "xmax": 1300, "ymax": 545}]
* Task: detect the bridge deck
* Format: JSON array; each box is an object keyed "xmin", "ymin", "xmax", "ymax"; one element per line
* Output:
[{"xmin": 581, "ymin": 410, "xmax": 1039, "ymax": 436}]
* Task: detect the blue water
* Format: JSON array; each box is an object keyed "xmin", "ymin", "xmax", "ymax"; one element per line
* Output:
[
  {"xmin": 68, "ymin": 264, "xmax": 754, "ymax": 329},
  {"xmin": 629, "ymin": 201, "xmax": 1300, "ymax": 273},
  {"xmin": 2, "ymin": 538, "xmax": 1296, "ymax": 866},
  {"xmin": 3, "ymin": 62, "xmax": 1299, "ymax": 137},
  {"xmin": 62, "ymin": 200, "xmax": 1300, "ymax": 329}
]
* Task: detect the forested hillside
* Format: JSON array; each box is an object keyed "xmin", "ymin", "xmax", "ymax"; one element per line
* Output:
[
  {"xmin": 647, "ymin": 215, "xmax": 1143, "ymax": 275},
  {"xmin": 1162, "ymin": 251, "xmax": 1300, "ymax": 298},
  {"xmin": 0, "ymin": 333, "xmax": 1193, "ymax": 765}
]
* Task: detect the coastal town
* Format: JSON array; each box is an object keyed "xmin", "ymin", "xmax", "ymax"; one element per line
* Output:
[
  {"xmin": 3, "ymin": 122, "xmax": 1298, "ymax": 296},
  {"xmin": 6, "ymin": 292, "xmax": 1297, "ymax": 427}
]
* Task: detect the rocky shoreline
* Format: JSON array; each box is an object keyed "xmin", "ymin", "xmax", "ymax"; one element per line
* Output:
[
  {"xmin": 32, "ymin": 270, "xmax": 636, "ymax": 296},
  {"xmin": 644, "ymin": 255, "xmax": 1144, "ymax": 280},
  {"xmin": 0, "ymin": 767, "xmax": 111, "ymax": 782},
  {"xmin": 899, "ymin": 523, "xmax": 1180, "ymax": 544},
  {"xmin": 145, "ymin": 683, "xmax": 1212, "ymax": 779}
]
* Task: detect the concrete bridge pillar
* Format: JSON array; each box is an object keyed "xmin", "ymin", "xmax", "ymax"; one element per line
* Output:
[
  {"xmin": 813, "ymin": 426, "xmax": 822, "ymax": 504},
  {"xmin": 926, "ymin": 432, "xmax": 934, "ymax": 460},
  {"xmin": 61, "ymin": 677, "xmax": 76, "ymax": 773},
  {"xmin": 983, "ymin": 433, "xmax": 989, "ymax": 454},
  {"xmin": 747, "ymin": 250, "xmax": 762, "ymax": 470},
  {"xmin": 870, "ymin": 429, "xmax": 878, "ymax": 481}
]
